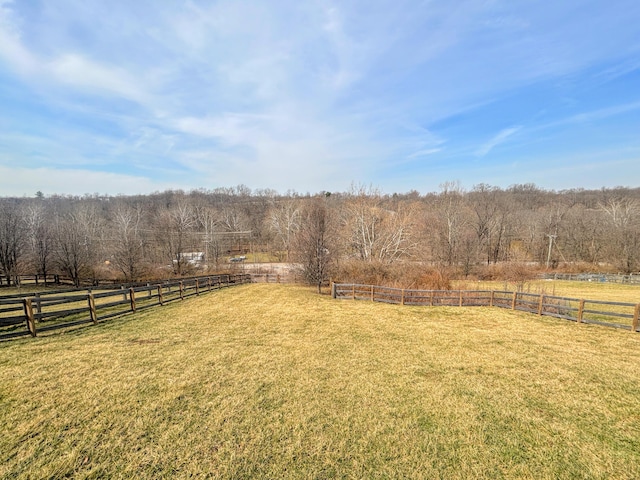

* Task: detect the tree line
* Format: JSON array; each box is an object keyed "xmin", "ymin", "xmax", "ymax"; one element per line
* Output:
[{"xmin": 1, "ymin": 183, "xmax": 639, "ymax": 288}]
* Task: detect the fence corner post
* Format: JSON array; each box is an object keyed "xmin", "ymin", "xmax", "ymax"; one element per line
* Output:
[
  {"xmin": 331, "ymin": 282, "xmax": 337, "ymax": 299},
  {"xmin": 23, "ymin": 298, "xmax": 36, "ymax": 337}
]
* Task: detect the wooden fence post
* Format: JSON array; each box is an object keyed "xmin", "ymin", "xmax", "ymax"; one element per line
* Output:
[
  {"xmin": 429, "ymin": 291, "xmax": 434, "ymax": 307},
  {"xmin": 88, "ymin": 293, "xmax": 97, "ymax": 324},
  {"xmin": 538, "ymin": 295, "xmax": 544, "ymax": 315},
  {"xmin": 157, "ymin": 285, "xmax": 164, "ymax": 306},
  {"xmin": 511, "ymin": 292, "xmax": 517, "ymax": 310},
  {"xmin": 632, "ymin": 304, "xmax": 640, "ymax": 333},
  {"xmin": 352, "ymin": 284, "xmax": 355, "ymax": 300},
  {"xmin": 129, "ymin": 288, "xmax": 136, "ymax": 312},
  {"xmin": 23, "ymin": 298, "xmax": 36, "ymax": 337},
  {"xmin": 207, "ymin": 277, "xmax": 212, "ymax": 292},
  {"xmin": 371, "ymin": 285, "xmax": 374, "ymax": 302},
  {"xmin": 577, "ymin": 299, "xmax": 585, "ymax": 324},
  {"xmin": 490, "ymin": 291, "xmax": 495, "ymax": 307},
  {"xmin": 459, "ymin": 290, "xmax": 463, "ymax": 307},
  {"xmin": 35, "ymin": 293, "xmax": 42, "ymax": 317},
  {"xmin": 195, "ymin": 279, "xmax": 200, "ymax": 296},
  {"xmin": 179, "ymin": 281, "xmax": 184, "ymax": 300},
  {"xmin": 401, "ymin": 289, "xmax": 405, "ymax": 306},
  {"xmin": 331, "ymin": 282, "xmax": 337, "ymax": 299}
]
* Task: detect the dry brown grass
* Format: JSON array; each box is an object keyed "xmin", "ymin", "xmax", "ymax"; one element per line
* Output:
[{"xmin": 1, "ymin": 284, "xmax": 639, "ymax": 478}]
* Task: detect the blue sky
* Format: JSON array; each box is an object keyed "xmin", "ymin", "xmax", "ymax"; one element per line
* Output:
[{"xmin": 1, "ymin": 0, "xmax": 639, "ymax": 196}]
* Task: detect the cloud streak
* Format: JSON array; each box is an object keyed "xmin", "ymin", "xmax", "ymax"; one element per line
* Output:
[{"xmin": 475, "ymin": 127, "xmax": 522, "ymax": 157}]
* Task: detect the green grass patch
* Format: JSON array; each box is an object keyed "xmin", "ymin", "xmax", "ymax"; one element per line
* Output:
[{"xmin": 1, "ymin": 285, "xmax": 639, "ymax": 478}]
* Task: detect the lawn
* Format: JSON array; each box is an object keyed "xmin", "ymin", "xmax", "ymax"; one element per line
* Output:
[{"xmin": 1, "ymin": 284, "xmax": 639, "ymax": 479}]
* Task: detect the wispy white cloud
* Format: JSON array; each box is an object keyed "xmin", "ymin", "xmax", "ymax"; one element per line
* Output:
[
  {"xmin": 0, "ymin": 0, "xmax": 37, "ymax": 74},
  {"xmin": 407, "ymin": 148, "xmax": 442, "ymax": 159},
  {"xmin": 0, "ymin": 0, "xmax": 639, "ymax": 194},
  {"xmin": 48, "ymin": 54, "xmax": 151, "ymax": 104},
  {"xmin": 475, "ymin": 126, "xmax": 522, "ymax": 157},
  {"xmin": 0, "ymin": 165, "xmax": 182, "ymax": 196}
]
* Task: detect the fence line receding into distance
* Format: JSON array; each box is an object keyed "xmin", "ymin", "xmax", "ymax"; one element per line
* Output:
[
  {"xmin": 332, "ymin": 283, "xmax": 640, "ymax": 333},
  {"xmin": 0, "ymin": 274, "xmax": 251, "ymax": 340}
]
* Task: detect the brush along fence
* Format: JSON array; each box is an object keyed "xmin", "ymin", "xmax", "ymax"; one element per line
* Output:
[
  {"xmin": 0, "ymin": 274, "xmax": 251, "ymax": 340},
  {"xmin": 331, "ymin": 283, "xmax": 640, "ymax": 333}
]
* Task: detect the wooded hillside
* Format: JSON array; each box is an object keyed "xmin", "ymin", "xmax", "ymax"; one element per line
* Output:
[{"xmin": 1, "ymin": 183, "xmax": 639, "ymax": 287}]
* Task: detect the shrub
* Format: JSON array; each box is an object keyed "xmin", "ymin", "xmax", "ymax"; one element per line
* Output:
[{"xmin": 333, "ymin": 260, "xmax": 452, "ymax": 290}]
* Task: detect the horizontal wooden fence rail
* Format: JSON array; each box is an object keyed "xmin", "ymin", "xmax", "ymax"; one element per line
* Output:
[
  {"xmin": 0, "ymin": 274, "xmax": 251, "ymax": 341},
  {"xmin": 332, "ymin": 283, "xmax": 640, "ymax": 333},
  {"xmin": 540, "ymin": 273, "xmax": 640, "ymax": 284},
  {"xmin": 250, "ymin": 273, "xmax": 284, "ymax": 284}
]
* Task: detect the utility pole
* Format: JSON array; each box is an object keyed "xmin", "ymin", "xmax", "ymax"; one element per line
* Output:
[{"xmin": 546, "ymin": 234, "xmax": 557, "ymax": 269}]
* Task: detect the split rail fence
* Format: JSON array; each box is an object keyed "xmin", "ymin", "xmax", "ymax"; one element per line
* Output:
[
  {"xmin": 0, "ymin": 274, "xmax": 251, "ymax": 340},
  {"xmin": 332, "ymin": 283, "xmax": 640, "ymax": 333},
  {"xmin": 540, "ymin": 273, "xmax": 640, "ymax": 284}
]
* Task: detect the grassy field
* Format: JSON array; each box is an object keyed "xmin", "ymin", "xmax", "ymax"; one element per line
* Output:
[{"xmin": 1, "ymin": 284, "xmax": 640, "ymax": 479}]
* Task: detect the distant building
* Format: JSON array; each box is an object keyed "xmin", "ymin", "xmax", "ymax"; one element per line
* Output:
[{"xmin": 176, "ymin": 252, "xmax": 205, "ymax": 267}]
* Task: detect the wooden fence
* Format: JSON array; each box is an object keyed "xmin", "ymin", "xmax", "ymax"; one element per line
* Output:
[
  {"xmin": 0, "ymin": 274, "xmax": 71, "ymax": 287},
  {"xmin": 540, "ymin": 273, "xmax": 640, "ymax": 284},
  {"xmin": 0, "ymin": 274, "xmax": 251, "ymax": 340},
  {"xmin": 249, "ymin": 272, "xmax": 302, "ymax": 284},
  {"xmin": 332, "ymin": 283, "xmax": 640, "ymax": 333}
]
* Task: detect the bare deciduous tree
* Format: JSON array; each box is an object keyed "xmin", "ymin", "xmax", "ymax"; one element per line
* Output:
[
  {"xmin": 54, "ymin": 205, "xmax": 102, "ymax": 287},
  {"xmin": 342, "ymin": 186, "xmax": 416, "ymax": 263},
  {"xmin": 24, "ymin": 201, "xmax": 54, "ymax": 283},
  {"xmin": 157, "ymin": 202, "xmax": 197, "ymax": 275},
  {"xmin": 599, "ymin": 198, "xmax": 640, "ymax": 273},
  {"xmin": 111, "ymin": 203, "xmax": 146, "ymax": 281},
  {"xmin": 268, "ymin": 199, "xmax": 301, "ymax": 262},
  {"xmin": 0, "ymin": 200, "xmax": 25, "ymax": 285},
  {"xmin": 427, "ymin": 182, "xmax": 469, "ymax": 266},
  {"xmin": 194, "ymin": 204, "xmax": 223, "ymax": 270},
  {"xmin": 295, "ymin": 197, "xmax": 334, "ymax": 293}
]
